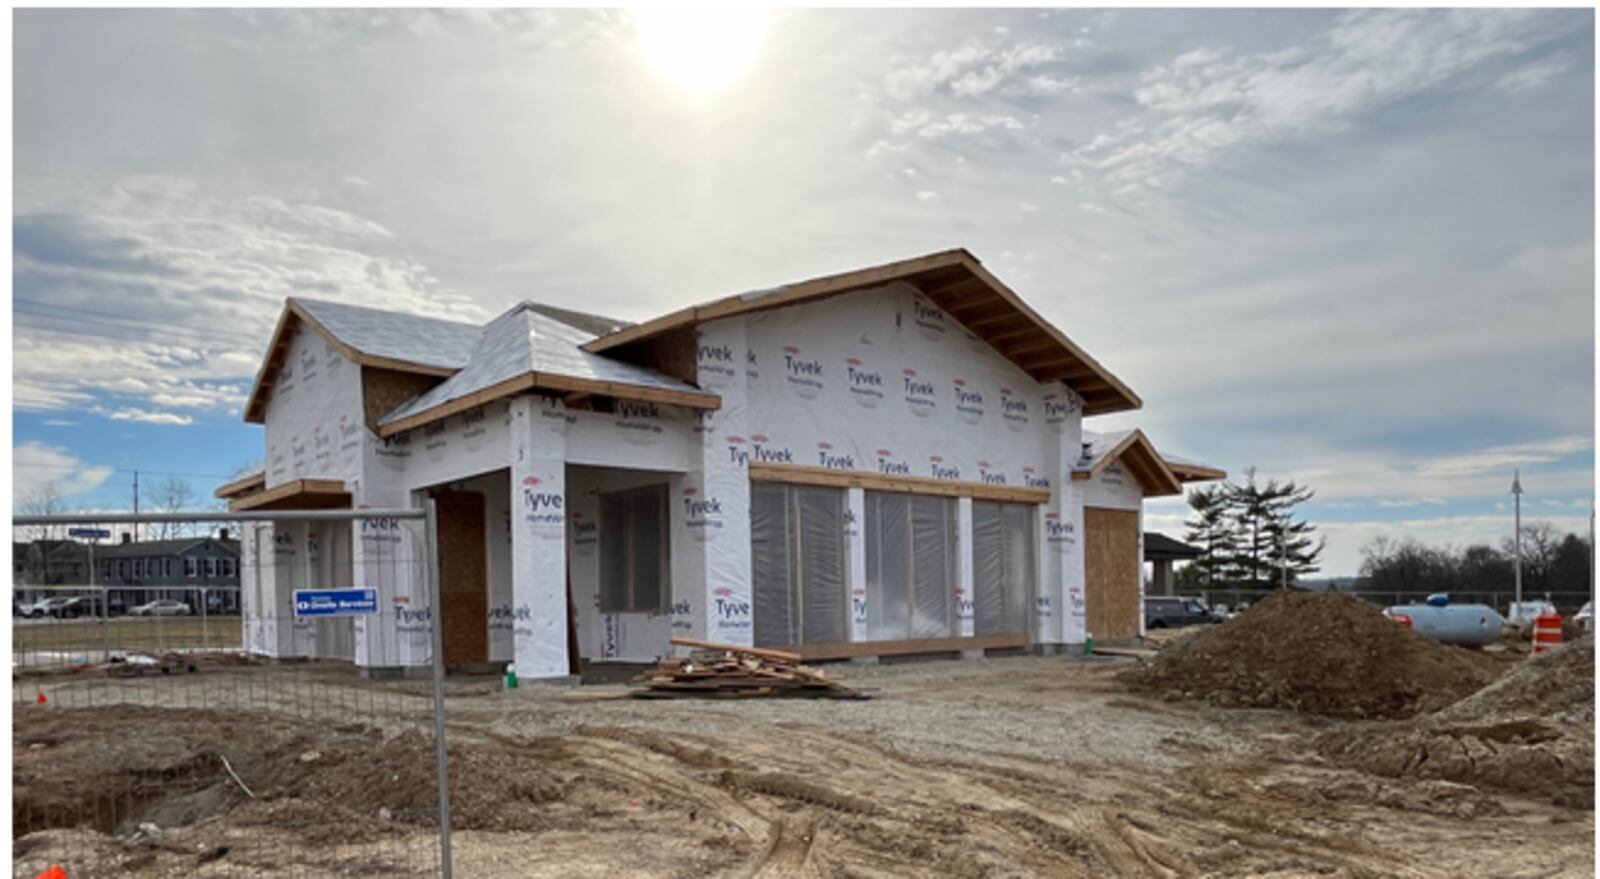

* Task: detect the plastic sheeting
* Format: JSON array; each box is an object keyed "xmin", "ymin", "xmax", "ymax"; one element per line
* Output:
[
  {"xmin": 750, "ymin": 483, "xmax": 847, "ymax": 647},
  {"xmin": 798, "ymin": 487, "xmax": 848, "ymax": 644},
  {"xmin": 751, "ymin": 483, "xmax": 793, "ymax": 646},
  {"xmin": 865, "ymin": 491, "xmax": 958, "ymax": 640},
  {"xmin": 973, "ymin": 501, "xmax": 1036, "ymax": 636}
]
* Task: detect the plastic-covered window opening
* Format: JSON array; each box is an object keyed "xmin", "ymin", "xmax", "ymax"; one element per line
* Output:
[
  {"xmin": 972, "ymin": 501, "xmax": 1037, "ymax": 636},
  {"xmin": 599, "ymin": 484, "xmax": 670, "ymax": 614},
  {"xmin": 750, "ymin": 483, "xmax": 848, "ymax": 647},
  {"xmin": 865, "ymin": 491, "xmax": 959, "ymax": 640}
]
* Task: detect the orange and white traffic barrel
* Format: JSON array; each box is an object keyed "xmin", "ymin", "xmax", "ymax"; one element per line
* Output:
[{"xmin": 1532, "ymin": 611, "xmax": 1564, "ymax": 656}]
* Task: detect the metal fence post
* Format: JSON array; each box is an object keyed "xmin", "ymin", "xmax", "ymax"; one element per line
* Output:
[{"xmin": 424, "ymin": 497, "xmax": 453, "ymax": 879}]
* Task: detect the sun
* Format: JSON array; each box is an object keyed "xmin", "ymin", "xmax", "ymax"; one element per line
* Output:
[{"xmin": 632, "ymin": 7, "xmax": 768, "ymax": 92}]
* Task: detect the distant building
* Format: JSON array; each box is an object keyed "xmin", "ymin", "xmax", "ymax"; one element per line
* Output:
[
  {"xmin": 13, "ymin": 532, "xmax": 241, "ymax": 613},
  {"xmin": 96, "ymin": 533, "xmax": 242, "ymax": 612},
  {"xmin": 13, "ymin": 540, "xmax": 93, "ymax": 589}
]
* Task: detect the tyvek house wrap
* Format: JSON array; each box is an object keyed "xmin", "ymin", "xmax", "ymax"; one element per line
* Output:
[{"xmin": 708, "ymin": 281, "xmax": 1089, "ymax": 647}]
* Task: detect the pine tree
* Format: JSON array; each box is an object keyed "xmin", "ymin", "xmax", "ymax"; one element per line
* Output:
[
  {"xmin": 1231, "ymin": 468, "xmax": 1323, "ymax": 587},
  {"xmin": 1182, "ymin": 485, "xmax": 1235, "ymax": 587}
]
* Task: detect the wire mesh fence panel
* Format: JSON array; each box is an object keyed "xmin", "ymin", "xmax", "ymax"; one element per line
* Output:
[{"xmin": 12, "ymin": 509, "xmax": 452, "ymax": 879}]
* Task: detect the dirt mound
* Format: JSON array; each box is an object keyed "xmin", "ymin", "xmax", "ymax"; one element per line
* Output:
[
  {"xmin": 1318, "ymin": 637, "xmax": 1594, "ymax": 808},
  {"xmin": 1122, "ymin": 590, "xmax": 1501, "ymax": 718},
  {"xmin": 14, "ymin": 705, "xmax": 566, "ymax": 843}
]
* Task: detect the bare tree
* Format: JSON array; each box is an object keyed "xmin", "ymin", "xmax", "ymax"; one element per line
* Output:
[
  {"xmin": 149, "ymin": 476, "xmax": 198, "ymax": 539},
  {"xmin": 16, "ymin": 481, "xmax": 67, "ymax": 542},
  {"xmin": 1503, "ymin": 520, "xmax": 1563, "ymax": 593}
]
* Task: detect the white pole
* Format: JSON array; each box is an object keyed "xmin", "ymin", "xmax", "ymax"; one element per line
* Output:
[{"xmin": 1512, "ymin": 470, "xmax": 1523, "ymax": 619}]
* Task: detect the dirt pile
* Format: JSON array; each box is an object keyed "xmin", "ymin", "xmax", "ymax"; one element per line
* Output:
[
  {"xmin": 1319, "ymin": 637, "xmax": 1594, "ymax": 808},
  {"xmin": 13, "ymin": 705, "xmax": 565, "ymax": 843},
  {"xmin": 1122, "ymin": 590, "xmax": 1500, "ymax": 718}
]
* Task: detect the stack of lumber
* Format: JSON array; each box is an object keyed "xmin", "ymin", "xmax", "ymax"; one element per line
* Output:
[{"xmin": 632, "ymin": 638, "xmax": 867, "ymax": 700}]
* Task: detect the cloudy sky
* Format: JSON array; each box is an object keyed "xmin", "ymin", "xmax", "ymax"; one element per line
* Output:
[{"xmin": 12, "ymin": 8, "xmax": 1595, "ymax": 574}]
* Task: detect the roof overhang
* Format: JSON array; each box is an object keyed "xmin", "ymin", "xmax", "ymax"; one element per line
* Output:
[
  {"xmin": 1166, "ymin": 460, "xmax": 1228, "ymax": 483},
  {"xmin": 228, "ymin": 479, "xmax": 352, "ymax": 512},
  {"xmin": 373, "ymin": 372, "xmax": 721, "ymax": 438},
  {"xmin": 214, "ymin": 471, "xmax": 266, "ymax": 500},
  {"xmin": 1072, "ymin": 429, "xmax": 1184, "ymax": 497},
  {"xmin": 243, "ymin": 300, "xmax": 455, "ymax": 424},
  {"xmin": 581, "ymin": 248, "xmax": 1142, "ymax": 416}
]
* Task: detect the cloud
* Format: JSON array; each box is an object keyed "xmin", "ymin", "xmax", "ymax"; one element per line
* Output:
[
  {"xmin": 13, "ymin": 175, "xmax": 487, "ymax": 417},
  {"xmin": 888, "ymin": 109, "xmax": 1026, "ymax": 139},
  {"xmin": 103, "ymin": 407, "xmax": 194, "ymax": 425},
  {"xmin": 884, "ymin": 40, "xmax": 1069, "ymax": 101},
  {"xmin": 13, "ymin": 441, "xmax": 115, "ymax": 501},
  {"xmin": 1417, "ymin": 436, "xmax": 1593, "ymax": 479},
  {"xmin": 1068, "ymin": 10, "xmax": 1583, "ymax": 192}
]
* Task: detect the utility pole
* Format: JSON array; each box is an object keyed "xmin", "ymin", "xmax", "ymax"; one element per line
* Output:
[
  {"xmin": 1511, "ymin": 469, "xmax": 1523, "ymax": 618},
  {"xmin": 132, "ymin": 470, "xmax": 140, "ymax": 542}
]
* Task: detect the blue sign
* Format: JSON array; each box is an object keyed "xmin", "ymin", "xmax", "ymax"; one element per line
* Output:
[
  {"xmin": 293, "ymin": 588, "xmax": 378, "ymax": 618},
  {"xmin": 68, "ymin": 528, "xmax": 112, "ymax": 539}
]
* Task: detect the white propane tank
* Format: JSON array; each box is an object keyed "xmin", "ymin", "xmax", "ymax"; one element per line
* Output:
[{"xmin": 1386, "ymin": 597, "xmax": 1504, "ymax": 647}]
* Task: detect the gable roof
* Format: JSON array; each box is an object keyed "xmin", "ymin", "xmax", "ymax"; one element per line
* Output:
[
  {"xmin": 376, "ymin": 302, "xmax": 718, "ymax": 436},
  {"xmin": 1073, "ymin": 428, "xmax": 1184, "ymax": 497},
  {"xmin": 581, "ymin": 248, "xmax": 1142, "ymax": 415},
  {"xmin": 244, "ymin": 298, "xmax": 483, "ymax": 422},
  {"xmin": 245, "ymin": 298, "xmax": 698, "ymax": 428}
]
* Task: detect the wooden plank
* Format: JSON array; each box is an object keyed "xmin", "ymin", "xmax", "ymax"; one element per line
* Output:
[
  {"xmin": 228, "ymin": 479, "xmax": 351, "ymax": 512},
  {"xmin": 583, "ymin": 250, "xmax": 969, "ymax": 354},
  {"xmin": 213, "ymin": 471, "xmax": 266, "ymax": 500},
  {"xmin": 748, "ymin": 463, "xmax": 1050, "ymax": 505},
  {"xmin": 669, "ymin": 637, "xmax": 802, "ymax": 664},
  {"xmin": 774, "ymin": 633, "xmax": 1028, "ymax": 660}
]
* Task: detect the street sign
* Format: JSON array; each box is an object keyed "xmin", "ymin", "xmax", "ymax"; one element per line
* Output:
[
  {"xmin": 67, "ymin": 528, "xmax": 112, "ymax": 539},
  {"xmin": 293, "ymin": 588, "xmax": 379, "ymax": 618}
]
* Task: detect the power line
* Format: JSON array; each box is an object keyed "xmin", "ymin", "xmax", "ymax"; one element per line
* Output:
[
  {"xmin": 15, "ymin": 298, "xmax": 270, "ymax": 346},
  {"xmin": 15, "ymin": 312, "xmax": 264, "ymax": 351},
  {"xmin": 13, "ymin": 461, "xmax": 244, "ymax": 481}
]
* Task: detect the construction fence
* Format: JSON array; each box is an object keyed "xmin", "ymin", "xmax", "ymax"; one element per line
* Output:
[{"xmin": 11, "ymin": 507, "xmax": 456, "ymax": 879}]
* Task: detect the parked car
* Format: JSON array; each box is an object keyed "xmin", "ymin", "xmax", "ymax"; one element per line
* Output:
[
  {"xmin": 1506, "ymin": 600, "xmax": 1557, "ymax": 626},
  {"xmin": 129, "ymin": 599, "xmax": 191, "ymax": 617},
  {"xmin": 1574, "ymin": 601, "xmax": 1593, "ymax": 632},
  {"xmin": 26, "ymin": 596, "xmax": 79, "ymax": 619},
  {"xmin": 1144, "ymin": 596, "xmax": 1224, "ymax": 629}
]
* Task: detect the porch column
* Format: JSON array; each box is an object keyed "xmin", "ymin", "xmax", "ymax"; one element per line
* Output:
[
  {"xmin": 1153, "ymin": 559, "xmax": 1174, "ymax": 596},
  {"xmin": 846, "ymin": 487, "xmax": 868, "ymax": 641},
  {"xmin": 509, "ymin": 395, "xmax": 572, "ymax": 681},
  {"xmin": 956, "ymin": 496, "xmax": 975, "ymax": 637},
  {"xmin": 673, "ymin": 318, "xmax": 755, "ymax": 649},
  {"xmin": 1046, "ymin": 384, "xmax": 1086, "ymax": 647}
]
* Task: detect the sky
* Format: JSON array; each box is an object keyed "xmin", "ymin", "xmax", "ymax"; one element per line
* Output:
[{"xmin": 11, "ymin": 8, "xmax": 1596, "ymax": 575}]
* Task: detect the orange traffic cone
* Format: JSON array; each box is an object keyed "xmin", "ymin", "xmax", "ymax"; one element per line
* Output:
[{"xmin": 34, "ymin": 865, "xmax": 68, "ymax": 879}]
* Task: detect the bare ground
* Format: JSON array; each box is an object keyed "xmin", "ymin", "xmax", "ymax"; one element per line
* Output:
[{"xmin": 12, "ymin": 653, "xmax": 1594, "ymax": 878}]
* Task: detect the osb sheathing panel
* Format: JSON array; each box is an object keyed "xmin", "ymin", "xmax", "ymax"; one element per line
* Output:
[
  {"xmin": 435, "ymin": 489, "xmax": 488, "ymax": 668},
  {"xmin": 1084, "ymin": 506, "xmax": 1140, "ymax": 640},
  {"xmin": 611, "ymin": 326, "xmax": 699, "ymax": 386},
  {"xmin": 363, "ymin": 367, "xmax": 444, "ymax": 431}
]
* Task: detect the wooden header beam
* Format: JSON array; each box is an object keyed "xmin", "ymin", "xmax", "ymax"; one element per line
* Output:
[
  {"xmin": 228, "ymin": 479, "xmax": 352, "ymax": 512},
  {"xmin": 749, "ymin": 463, "xmax": 1050, "ymax": 505},
  {"xmin": 374, "ymin": 372, "xmax": 721, "ymax": 438}
]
